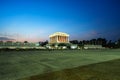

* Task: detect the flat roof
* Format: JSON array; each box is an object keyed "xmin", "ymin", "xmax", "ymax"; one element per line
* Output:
[{"xmin": 49, "ymin": 32, "xmax": 69, "ymax": 37}]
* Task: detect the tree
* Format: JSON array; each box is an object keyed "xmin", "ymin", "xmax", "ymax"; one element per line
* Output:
[
  {"xmin": 24, "ymin": 41, "xmax": 28, "ymax": 44},
  {"xmin": 97, "ymin": 38, "xmax": 107, "ymax": 46},
  {"xmin": 90, "ymin": 39, "xmax": 96, "ymax": 45},
  {"xmin": 24, "ymin": 41, "xmax": 28, "ymax": 46},
  {"xmin": 101, "ymin": 38, "xmax": 107, "ymax": 47},
  {"xmin": 70, "ymin": 40, "xmax": 79, "ymax": 44},
  {"xmin": 107, "ymin": 40, "xmax": 112, "ymax": 48},
  {"xmin": 82, "ymin": 40, "xmax": 86, "ymax": 45},
  {"xmin": 78, "ymin": 41, "xmax": 84, "ymax": 49},
  {"xmin": 118, "ymin": 39, "xmax": 120, "ymax": 48},
  {"xmin": 79, "ymin": 41, "xmax": 83, "ymax": 45},
  {"xmin": 41, "ymin": 40, "xmax": 48, "ymax": 46},
  {"xmin": 86, "ymin": 40, "xmax": 90, "ymax": 45}
]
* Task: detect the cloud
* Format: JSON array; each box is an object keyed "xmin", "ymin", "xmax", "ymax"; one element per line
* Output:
[
  {"xmin": 0, "ymin": 37, "xmax": 15, "ymax": 41},
  {"xmin": 90, "ymin": 31, "xmax": 101, "ymax": 35},
  {"xmin": 0, "ymin": 33, "xmax": 19, "ymax": 37}
]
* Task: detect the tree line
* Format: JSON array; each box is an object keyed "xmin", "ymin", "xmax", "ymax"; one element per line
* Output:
[
  {"xmin": 70, "ymin": 38, "xmax": 120, "ymax": 48},
  {"xmin": 0, "ymin": 38, "xmax": 120, "ymax": 49}
]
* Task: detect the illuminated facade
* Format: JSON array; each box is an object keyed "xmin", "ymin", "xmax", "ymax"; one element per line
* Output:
[{"xmin": 49, "ymin": 32, "xmax": 69, "ymax": 43}]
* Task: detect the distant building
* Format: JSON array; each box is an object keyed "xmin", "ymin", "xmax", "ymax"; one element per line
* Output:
[
  {"xmin": 49, "ymin": 32, "xmax": 69, "ymax": 43},
  {"xmin": 84, "ymin": 45, "xmax": 103, "ymax": 49}
]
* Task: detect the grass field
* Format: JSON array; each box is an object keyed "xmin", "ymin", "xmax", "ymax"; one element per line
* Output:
[
  {"xmin": 0, "ymin": 49, "xmax": 120, "ymax": 80},
  {"xmin": 21, "ymin": 59, "xmax": 120, "ymax": 80}
]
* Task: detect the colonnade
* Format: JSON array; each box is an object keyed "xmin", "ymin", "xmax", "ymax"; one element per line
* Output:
[{"xmin": 50, "ymin": 36, "xmax": 69, "ymax": 43}]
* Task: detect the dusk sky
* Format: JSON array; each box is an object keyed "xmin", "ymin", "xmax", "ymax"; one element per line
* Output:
[{"xmin": 0, "ymin": 0, "xmax": 120, "ymax": 42}]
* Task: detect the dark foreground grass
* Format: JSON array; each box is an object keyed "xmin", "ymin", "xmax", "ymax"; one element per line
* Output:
[{"xmin": 21, "ymin": 59, "xmax": 120, "ymax": 80}]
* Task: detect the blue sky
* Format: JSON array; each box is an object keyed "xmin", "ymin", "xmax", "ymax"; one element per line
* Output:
[{"xmin": 0, "ymin": 0, "xmax": 120, "ymax": 42}]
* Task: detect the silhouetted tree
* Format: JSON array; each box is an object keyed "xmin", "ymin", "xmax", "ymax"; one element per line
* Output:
[
  {"xmin": 39, "ymin": 41, "xmax": 43, "ymax": 46},
  {"xmin": 97, "ymin": 38, "xmax": 102, "ymax": 45},
  {"xmin": 96, "ymin": 38, "xmax": 107, "ymax": 46},
  {"xmin": 41, "ymin": 40, "xmax": 48, "ymax": 46},
  {"xmin": 82, "ymin": 40, "xmax": 86, "ymax": 45},
  {"xmin": 78, "ymin": 41, "xmax": 83, "ymax": 46},
  {"xmin": 78, "ymin": 41, "xmax": 84, "ymax": 49},
  {"xmin": 79, "ymin": 41, "xmax": 83, "ymax": 45},
  {"xmin": 102, "ymin": 38, "xmax": 107, "ymax": 46},
  {"xmin": 107, "ymin": 40, "xmax": 113, "ymax": 48},
  {"xmin": 90, "ymin": 39, "xmax": 96, "ymax": 45},
  {"xmin": 23, "ymin": 41, "xmax": 29, "ymax": 46},
  {"xmin": 118, "ymin": 39, "xmax": 120, "ymax": 48},
  {"xmin": 70, "ymin": 40, "xmax": 79, "ymax": 44},
  {"xmin": 62, "ymin": 38, "xmax": 120, "ymax": 49},
  {"xmin": 24, "ymin": 41, "xmax": 28, "ymax": 44}
]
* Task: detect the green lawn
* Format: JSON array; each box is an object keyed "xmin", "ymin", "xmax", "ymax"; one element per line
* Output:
[
  {"xmin": 21, "ymin": 59, "xmax": 120, "ymax": 80},
  {"xmin": 0, "ymin": 49, "xmax": 120, "ymax": 80}
]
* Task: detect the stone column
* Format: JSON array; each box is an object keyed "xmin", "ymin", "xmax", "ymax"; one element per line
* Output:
[
  {"xmin": 59, "ymin": 36, "xmax": 60, "ymax": 42},
  {"xmin": 60, "ymin": 36, "xmax": 62, "ymax": 42},
  {"xmin": 65, "ymin": 36, "xmax": 67, "ymax": 42},
  {"xmin": 52, "ymin": 37, "xmax": 53, "ymax": 42},
  {"xmin": 52, "ymin": 37, "xmax": 53, "ymax": 43},
  {"xmin": 62, "ymin": 36, "xmax": 64, "ymax": 42},
  {"xmin": 58, "ymin": 36, "xmax": 59, "ymax": 41},
  {"xmin": 50, "ymin": 37, "xmax": 52, "ymax": 42},
  {"xmin": 62, "ymin": 36, "xmax": 63, "ymax": 42},
  {"xmin": 50, "ymin": 37, "xmax": 51, "ymax": 43},
  {"xmin": 66, "ymin": 36, "xmax": 67, "ymax": 42},
  {"xmin": 60, "ymin": 36, "xmax": 61, "ymax": 42},
  {"xmin": 51, "ymin": 37, "xmax": 52, "ymax": 43},
  {"xmin": 65, "ymin": 36, "xmax": 66, "ymax": 42},
  {"xmin": 56, "ymin": 36, "xmax": 58, "ymax": 42},
  {"xmin": 68, "ymin": 36, "xmax": 69, "ymax": 43},
  {"xmin": 66, "ymin": 37, "xmax": 68, "ymax": 42}
]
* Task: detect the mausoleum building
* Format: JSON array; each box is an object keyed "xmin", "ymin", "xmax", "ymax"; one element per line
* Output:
[{"xmin": 49, "ymin": 32, "xmax": 69, "ymax": 43}]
